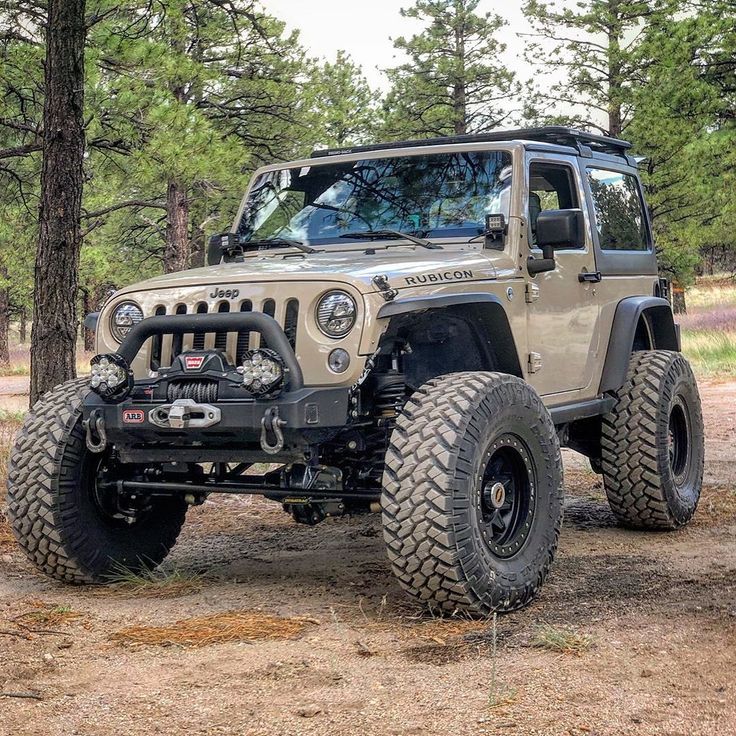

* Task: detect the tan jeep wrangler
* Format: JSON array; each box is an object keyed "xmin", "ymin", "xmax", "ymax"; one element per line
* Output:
[{"xmin": 7, "ymin": 127, "xmax": 704, "ymax": 615}]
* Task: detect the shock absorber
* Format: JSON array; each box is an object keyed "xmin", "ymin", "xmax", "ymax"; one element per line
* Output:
[{"xmin": 372, "ymin": 344, "xmax": 408, "ymax": 424}]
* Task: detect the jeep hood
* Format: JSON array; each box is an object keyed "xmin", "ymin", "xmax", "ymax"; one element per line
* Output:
[{"xmin": 116, "ymin": 247, "xmax": 506, "ymax": 297}]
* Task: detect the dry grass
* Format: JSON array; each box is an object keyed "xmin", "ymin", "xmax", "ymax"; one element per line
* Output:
[
  {"xmin": 0, "ymin": 512, "xmax": 14, "ymax": 549},
  {"xmin": 687, "ymin": 282, "xmax": 736, "ymax": 310},
  {"xmin": 0, "ymin": 344, "xmax": 93, "ymax": 378},
  {"xmin": 531, "ymin": 625, "xmax": 593, "ymax": 655},
  {"xmin": 0, "ymin": 415, "xmax": 23, "ymax": 485},
  {"xmin": 14, "ymin": 600, "xmax": 82, "ymax": 628},
  {"xmin": 681, "ymin": 329, "xmax": 736, "ymax": 376},
  {"xmin": 410, "ymin": 617, "xmax": 488, "ymax": 644},
  {"xmin": 0, "ymin": 415, "xmax": 23, "ymax": 553},
  {"xmin": 678, "ymin": 280, "xmax": 736, "ymax": 377},
  {"xmin": 694, "ymin": 485, "xmax": 736, "ymax": 525},
  {"xmin": 110, "ymin": 610, "xmax": 316, "ymax": 648},
  {"xmin": 102, "ymin": 565, "xmax": 205, "ymax": 599}
]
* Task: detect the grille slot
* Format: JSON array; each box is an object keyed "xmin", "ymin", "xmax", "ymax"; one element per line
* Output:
[
  {"xmin": 192, "ymin": 303, "xmax": 208, "ymax": 350},
  {"xmin": 171, "ymin": 304, "xmax": 187, "ymax": 361},
  {"xmin": 214, "ymin": 302, "xmax": 230, "ymax": 350},
  {"xmin": 149, "ymin": 305, "xmax": 167, "ymax": 370},
  {"xmin": 235, "ymin": 300, "xmax": 253, "ymax": 365},
  {"xmin": 284, "ymin": 299, "xmax": 299, "ymax": 349},
  {"xmin": 260, "ymin": 299, "xmax": 276, "ymax": 350},
  {"xmin": 149, "ymin": 297, "xmax": 299, "ymax": 369}
]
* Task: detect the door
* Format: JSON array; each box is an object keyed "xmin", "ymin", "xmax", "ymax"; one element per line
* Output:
[{"xmin": 524, "ymin": 155, "xmax": 601, "ymax": 396}]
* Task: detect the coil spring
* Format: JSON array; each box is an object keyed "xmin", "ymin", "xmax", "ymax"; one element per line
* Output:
[
  {"xmin": 167, "ymin": 380, "xmax": 219, "ymax": 403},
  {"xmin": 374, "ymin": 380, "xmax": 405, "ymax": 419}
]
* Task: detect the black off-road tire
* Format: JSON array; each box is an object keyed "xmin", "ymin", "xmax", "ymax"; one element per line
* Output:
[
  {"xmin": 7, "ymin": 379, "xmax": 187, "ymax": 583},
  {"xmin": 601, "ymin": 351, "xmax": 704, "ymax": 529},
  {"xmin": 382, "ymin": 372, "xmax": 564, "ymax": 616}
]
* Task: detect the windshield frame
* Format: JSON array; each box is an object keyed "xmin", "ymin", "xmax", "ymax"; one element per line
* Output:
[{"xmin": 232, "ymin": 142, "xmax": 524, "ymax": 249}]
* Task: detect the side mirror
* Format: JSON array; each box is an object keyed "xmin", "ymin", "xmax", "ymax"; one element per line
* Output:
[
  {"xmin": 536, "ymin": 208, "xmax": 585, "ymax": 250},
  {"xmin": 528, "ymin": 209, "xmax": 585, "ymax": 275},
  {"xmin": 207, "ymin": 232, "xmax": 239, "ymax": 266}
]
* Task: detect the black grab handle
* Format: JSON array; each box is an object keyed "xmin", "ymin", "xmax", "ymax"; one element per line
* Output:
[{"xmin": 117, "ymin": 312, "xmax": 304, "ymax": 391}]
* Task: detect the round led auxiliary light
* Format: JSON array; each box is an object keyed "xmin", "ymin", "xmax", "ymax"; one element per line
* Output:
[
  {"xmin": 240, "ymin": 349, "xmax": 285, "ymax": 396},
  {"xmin": 90, "ymin": 353, "xmax": 133, "ymax": 400}
]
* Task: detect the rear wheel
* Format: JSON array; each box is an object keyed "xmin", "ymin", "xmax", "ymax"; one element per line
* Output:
[
  {"xmin": 381, "ymin": 372, "xmax": 563, "ymax": 615},
  {"xmin": 600, "ymin": 351, "xmax": 704, "ymax": 529},
  {"xmin": 7, "ymin": 379, "xmax": 187, "ymax": 582}
]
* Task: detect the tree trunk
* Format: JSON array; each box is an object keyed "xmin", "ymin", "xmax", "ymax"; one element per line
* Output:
[
  {"xmin": 30, "ymin": 0, "xmax": 86, "ymax": 406},
  {"xmin": 81, "ymin": 287, "xmax": 95, "ymax": 352},
  {"xmin": 672, "ymin": 284, "xmax": 687, "ymax": 315},
  {"xmin": 19, "ymin": 307, "xmax": 27, "ymax": 343},
  {"xmin": 606, "ymin": 1, "xmax": 623, "ymax": 138},
  {"xmin": 164, "ymin": 179, "xmax": 191, "ymax": 273},
  {"xmin": 0, "ymin": 273, "xmax": 11, "ymax": 368},
  {"xmin": 452, "ymin": 16, "xmax": 467, "ymax": 135},
  {"xmin": 191, "ymin": 221, "xmax": 206, "ymax": 269}
]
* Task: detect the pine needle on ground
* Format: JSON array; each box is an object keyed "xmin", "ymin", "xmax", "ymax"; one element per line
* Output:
[{"xmin": 111, "ymin": 611, "xmax": 317, "ymax": 648}]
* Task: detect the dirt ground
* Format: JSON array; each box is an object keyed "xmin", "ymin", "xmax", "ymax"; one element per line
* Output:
[{"xmin": 0, "ymin": 378, "xmax": 734, "ymax": 736}]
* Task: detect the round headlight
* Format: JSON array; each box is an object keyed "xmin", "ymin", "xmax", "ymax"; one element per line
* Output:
[
  {"xmin": 110, "ymin": 301, "xmax": 143, "ymax": 343},
  {"xmin": 316, "ymin": 291, "xmax": 357, "ymax": 338}
]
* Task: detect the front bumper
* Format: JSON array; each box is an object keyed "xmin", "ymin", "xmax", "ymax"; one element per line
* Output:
[
  {"xmin": 83, "ymin": 387, "xmax": 351, "ymax": 462},
  {"xmin": 81, "ymin": 311, "xmax": 354, "ymax": 462}
]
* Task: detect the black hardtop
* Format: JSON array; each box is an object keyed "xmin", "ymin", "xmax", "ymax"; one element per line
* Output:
[{"xmin": 311, "ymin": 126, "xmax": 635, "ymax": 165}]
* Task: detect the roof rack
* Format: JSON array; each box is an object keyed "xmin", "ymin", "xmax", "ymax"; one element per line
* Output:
[{"xmin": 311, "ymin": 126, "xmax": 633, "ymax": 160}]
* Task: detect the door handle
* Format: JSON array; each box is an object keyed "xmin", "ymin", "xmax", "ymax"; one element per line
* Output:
[{"xmin": 578, "ymin": 271, "xmax": 602, "ymax": 283}]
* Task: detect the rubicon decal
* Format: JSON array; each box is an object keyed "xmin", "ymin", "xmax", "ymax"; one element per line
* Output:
[
  {"xmin": 405, "ymin": 270, "xmax": 474, "ymax": 286},
  {"xmin": 184, "ymin": 355, "xmax": 206, "ymax": 371},
  {"xmin": 122, "ymin": 409, "xmax": 145, "ymax": 424}
]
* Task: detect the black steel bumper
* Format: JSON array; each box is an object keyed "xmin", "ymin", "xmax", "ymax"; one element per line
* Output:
[
  {"xmin": 83, "ymin": 386, "xmax": 351, "ymax": 437},
  {"xmin": 82, "ymin": 311, "xmax": 353, "ymax": 460}
]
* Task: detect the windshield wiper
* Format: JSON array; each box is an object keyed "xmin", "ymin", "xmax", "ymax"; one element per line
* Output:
[
  {"xmin": 339, "ymin": 230, "xmax": 442, "ymax": 250},
  {"xmin": 246, "ymin": 237, "xmax": 317, "ymax": 255}
]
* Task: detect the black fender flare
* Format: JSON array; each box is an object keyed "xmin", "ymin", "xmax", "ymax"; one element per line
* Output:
[
  {"xmin": 377, "ymin": 292, "xmax": 523, "ymax": 377},
  {"xmin": 599, "ymin": 296, "xmax": 679, "ymax": 393}
]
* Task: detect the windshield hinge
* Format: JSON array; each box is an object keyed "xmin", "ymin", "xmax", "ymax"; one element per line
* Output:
[{"xmin": 373, "ymin": 275, "xmax": 398, "ymax": 301}]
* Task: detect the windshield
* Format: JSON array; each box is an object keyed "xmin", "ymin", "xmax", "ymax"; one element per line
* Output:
[{"xmin": 237, "ymin": 150, "xmax": 513, "ymax": 246}]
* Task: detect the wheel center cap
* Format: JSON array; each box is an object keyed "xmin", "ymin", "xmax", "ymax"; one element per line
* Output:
[{"xmin": 489, "ymin": 482, "xmax": 506, "ymax": 509}]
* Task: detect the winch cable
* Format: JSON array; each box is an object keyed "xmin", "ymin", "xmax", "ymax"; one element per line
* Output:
[{"xmin": 167, "ymin": 379, "xmax": 219, "ymax": 403}]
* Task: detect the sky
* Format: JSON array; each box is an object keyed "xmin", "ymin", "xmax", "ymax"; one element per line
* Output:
[{"xmin": 262, "ymin": 0, "xmax": 534, "ymax": 92}]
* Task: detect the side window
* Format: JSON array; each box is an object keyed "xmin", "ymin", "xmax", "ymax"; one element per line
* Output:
[
  {"xmin": 587, "ymin": 168, "xmax": 650, "ymax": 251},
  {"xmin": 528, "ymin": 163, "xmax": 579, "ymax": 247}
]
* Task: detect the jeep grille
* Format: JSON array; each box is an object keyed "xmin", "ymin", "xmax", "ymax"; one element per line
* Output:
[{"xmin": 148, "ymin": 298, "xmax": 300, "ymax": 370}]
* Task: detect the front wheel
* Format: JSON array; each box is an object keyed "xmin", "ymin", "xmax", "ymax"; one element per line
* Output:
[
  {"xmin": 7, "ymin": 379, "xmax": 187, "ymax": 582},
  {"xmin": 381, "ymin": 372, "xmax": 564, "ymax": 616}
]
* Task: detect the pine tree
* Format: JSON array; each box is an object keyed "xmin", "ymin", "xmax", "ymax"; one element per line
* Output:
[
  {"xmin": 88, "ymin": 1, "xmax": 307, "ymax": 273},
  {"xmin": 628, "ymin": 0, "xmax": 736, "ymax": 282},
  {"xmin": 307, "ymin": 51, "xmax": 379, "ymax": 148},
  {"xmin": 31, "ymin": 0, "xmax": 87, "ymax": 403},
  {"xmin": 522, "ymin": 0, "xmax": 672, "ymax": 137},
  {"xmin": 383, "ymin": 0, "xmax": 518, "ymax": 139}
]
